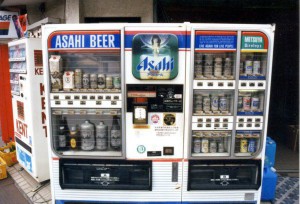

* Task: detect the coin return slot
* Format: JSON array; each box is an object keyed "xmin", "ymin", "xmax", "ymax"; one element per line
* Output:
[
  {"xmin": 208, "ymin": 82, "xmax": 213, "ymax": 86},
  {"xmin": 74, "ymin": 96, "xmax": 80, "ymax": 100},
  {"xmin": 239, "ymin": 118, "xmax": 244, "ymax": 122},
  {"xmin": 228, "ymin": 82, "xmax": 233, "ymax": 87},
  {"xmin": 258, "ymin": 83, "xmax": 264, "ymax": 87},
  {"xmin": 65, "ymin": 96, "xmax": 71, "ymax": 100},
  {"xmin": 255, "ymin": 123, "xmax": 260, "ymax": 127},
  {"xmin": 247, "ymin": 118, "xmax": 252, "ymax": 122},
  {"xmin": 80, "ymin": 101, "xmax": 86, "ymax": 105},
  {"xmin": 68, "ymin": 101, "xmax": 73, "ymax": 105},
  {"xmin": 106, "ymin": 96, "xmax": 111, "ymax": 100},
  {"xmin": 98, "ymin": 96, "xmax": 103, "ymax": 100},
  {"xmin": 206, "ymin": 124, "xmax": 211, "ymax": 127},
  {"xmin": 206, "ymin": 119, "xmax": 212, "ymax": 123},
  {"xmin": 215, "ymin": 124, "xmax": 220, "ymax": 127},
  {"xmin": 241, "ymin": 83, "xmax": 246, "ymax": 87},
  {"xmin": 82, "ymin": 96, "xmax": 87, "ymax": 100},
  {"xmin": 111, "ymin": 101, "xmax": 117, "ymax": 105},
  {"xmin": 198, "ymin": 118, "xmax": 203, "ymax": 122},
  {"xmin": 114, "ymin": 96, "xmax": 119, "ymax": 100},
  {"xmin": 96, "ymin": 101, "xmax": 102, "ymax": 105},
  {"xmin": 238, "ymin": 123, "xmax": 243, "ymax": 127},
  {"xmin": 218, "ymin": 82, "xmax": 224, "ymax": 87},
  {"xmin": 197, "ymin": 124, "xmax": 203, "ymax": 127},
  {"xmin": 90, "ymin": 96, "xmax": 95, "ymax": 100},
  {"xmin": 249, "ymin": 83, "xmax": 255, "ymax": 87},
  {"xmin": 247, "ymin": 123, "xmax": 252, "ymax": 127},
  {"xmin": 54, "ymin": 96, "xmax": 59, "ymax": 99},
  {"xmin": 223, "ymin": 124, "xmax": 228, "ymax": 128},
  {"xmin": 197, "ymin": 82, "xmax": 203, "ymax": 86},
  {"xmin": 255, "ymin": 118, "xmax": 261, "ymax": 122}
]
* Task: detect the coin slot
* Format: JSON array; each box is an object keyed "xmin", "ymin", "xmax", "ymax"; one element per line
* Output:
[
  {"xmin": 241, "ymin": 83, "xmax": 246, "ymax": 86},
  {"xmin": 208, "ymin": 82, "xmax": 213, "ymax": 86},
  {"xmin": 98, "ymin": 96, "xmax": 103, "ymax": 100},
  {"xmin": 218, "ymin": 82, "xmax": 224, "ymax": 87},
  {"xmin": 65, "ymin": 96, "xmax": 71, "ymax": 100},
  {"xmin": 67, "ymin": 101, "xmax": 73, "ymax": 105},
  {"xmin": 80, "ymin": 101, "xmax": 86, "ymax": 105},
  {"xmin": 55, "ymin": 101, "xmax": 60, "ymax": 105},
  {"xmin": 90, "ymin": 96, "xmax": 95, "ymax": 100},
  {"xmin": 197, "ymin": 82, "xmax": 203, "ymax": 86},
  {"xmin": 82, "ymin": 96, "xmax": 87, "ymax": 100}
]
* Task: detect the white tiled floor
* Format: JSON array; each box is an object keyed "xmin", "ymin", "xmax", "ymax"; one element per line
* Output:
[{"xmin": 7, "ymin": 163, "xmax": 52, "ymax": 204}]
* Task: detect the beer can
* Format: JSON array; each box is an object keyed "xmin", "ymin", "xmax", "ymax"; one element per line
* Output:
[
  {"xmin": 204, "ymin": 54, "xmax": 213, "ymax": 66},
  {"xmin": 193, "ymin": 138, "xmax": 201, "ymax": 153},
  {"xmin": 211, "ymin": 95, "xmax": 219, "ymax": 111},
  {"xmin": 218, "ymin": 141, "xmax": 225, "ymax": 153},
  {"xmin": 248, "ymin": 139, "xmax": 256, "ymax": 153},
  {"xmin": 238, "ymin": 96, "xmax": 243, "ymax": 109},
  {"xmin": 203, "ymin": 95, "xmax": 211, "ymax": 111},
  {"xmin": 214, "ymin": 57, "xmax": 222, "ymax": 77},
  {"xmin": 209, "ymin": 140, "xmax": 217, "ymax": 153},
  {"xmin": 74, "ymin": 69, "xmax": 82, "ymax": 89},
  {"xmin": 251, "ymin": 97, "xmax": 260, "ymax": 111},
  {"xmin": 201, "ymin": 139, "xmax": 209, "ymax": 153},
  {"xmin": 113, "ymin": 76, "xmax": 121, "ymax": 89},
  {"xmin": 97, "ymin": 74, "xmax": 106, "ymax": 89},
  {"xmin": 219, "ymin": 96, "xmax": 227, "ymax": 111},
  {"xmin": 253, "ymin": 60, "xmax": 261, "ymax": 75},
  {"xmin": 82, "ymin": 73, "xmax": 90, "ymax": 89},
  {"xmin": 106, "ymin": 76, "xmax": 113, "ymax": 89},
  {"xmin": 240, "ymin": 139, "xmax": 248, "ymax": 153},
  {"xmin": 224, "ymin": 57, "xmax": 232, "ymax": 76},
  {"xmin": 90, "ymin": 74, "xmax": 97, "ymax": 89},
  {"xmin": 245, "ymin": 60, "xmax": 253, "ymax": 75},
  {"xmin": 243, "ymin": 96, "xmax": 251, "ymax": 111},
  {"xmin": 204, "ymin": 65, "xmax": 213, "ymax": 77}
]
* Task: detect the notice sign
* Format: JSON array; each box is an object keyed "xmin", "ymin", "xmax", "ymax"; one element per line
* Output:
[
  {"xmin": 0, "ymin": 11, "xmax": 19, "ymax": 38},
  {"xmin": 195, "ymin": 31, "xmax": 237, "ymax": 50},
  {"xmin": 241, "ymin": 32, "xmax": 268, "ymax": 50}
]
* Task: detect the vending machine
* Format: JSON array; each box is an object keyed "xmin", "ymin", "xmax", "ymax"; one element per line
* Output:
[
  {"xmin": 182, "ymin": 24, "xmax": 275, "ymax": 203},
  {"xmin": 9, "ymin": 38, "xmax": 49, "ymax": 182}
]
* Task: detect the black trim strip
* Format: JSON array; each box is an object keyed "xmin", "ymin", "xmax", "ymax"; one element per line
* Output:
[{"xmin": 15, "ymin": 137, "xmax": 32, "ymax": 153}]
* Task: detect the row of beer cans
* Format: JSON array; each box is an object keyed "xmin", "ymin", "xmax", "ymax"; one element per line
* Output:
[{"xmin": 194, "ymin": 93, "xmax": 230, "ymax": 113}]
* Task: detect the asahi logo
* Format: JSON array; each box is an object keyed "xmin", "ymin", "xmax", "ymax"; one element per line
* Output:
[{"xmin": 136, "ymin": 56, "xmax": 174, "ymax": 72}]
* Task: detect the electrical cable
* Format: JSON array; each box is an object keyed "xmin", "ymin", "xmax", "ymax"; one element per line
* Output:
[{"xmin": 30, "ymin": 181, "xmax": 52, "ymax": 204}]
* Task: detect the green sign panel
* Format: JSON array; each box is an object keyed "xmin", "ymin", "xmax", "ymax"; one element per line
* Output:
[{"xmin": 241, "ymin": 36, "xmax": 264, "ymax": 49}]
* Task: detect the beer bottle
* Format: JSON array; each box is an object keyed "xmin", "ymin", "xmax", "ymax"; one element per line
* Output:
[
  {"xmin": 110, "ymin": 116, "xmax": 121, "ymax": 150},
  {"xmin": 58, "ymin": 125, "xmax": 66, "ymax": 150}
]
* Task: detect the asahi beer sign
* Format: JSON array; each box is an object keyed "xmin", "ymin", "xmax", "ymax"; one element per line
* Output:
[{"xmin": 132, "ymin": 34, "xmax": 178, "ymax": 80}]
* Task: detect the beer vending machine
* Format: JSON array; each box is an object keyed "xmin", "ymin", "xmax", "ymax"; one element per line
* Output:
[
  {"xmin": 43, "ymin": 23, "xmax": 274, "ymax": 204},
  {"xmin": 9, "ymin": 38, "xmax": 50, "ymax": 182},
  {"xmin": 182, "ymin": 24, "xmax": 275, "ymax": 203}
]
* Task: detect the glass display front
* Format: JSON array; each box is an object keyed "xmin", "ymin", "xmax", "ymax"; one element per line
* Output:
[
  {"xmin": 193, "ymin": 90, "xmax": 234, "ymax": 116},
  {"xmin": 240, "ymin": 53, "xmax": 267, "ymax": 80},
  {"xmin": 48, "ymin": 52, "xmax": 121, "ymax": 93},
  {"xmin": 10, "ymin": 73, "xmax": 20, "ymax": 95},
  {"xmin": 237, "ymin": 90, "xmax": 265, "ymax": 115},
  {"xmin": 51, "ymin": 108, "xmax": 122, "ymax": 157},
  {"xmin": 234, "ymin": 130, "xmax": 262, "ymax": 156},
  {"xmin": 9, "ymin": 44, "xmax": 26, "ymax": 73},
  {"xmin": 191, "ymin": 130, "xmax": 231, "ymax": 156},
  {"xmin": 194, "ymin": 52, "xmax": 236, "ymax": 80}
]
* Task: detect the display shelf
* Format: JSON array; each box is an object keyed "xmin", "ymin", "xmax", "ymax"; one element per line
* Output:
[
  {"xmin": 10, "ymin": 80, "xmax": 19, "ymax": 85},
  {"xmin": 61, "ymin": 151, "xmax": 122, "ymax": 157},
  {"xmin": 52, "ymin": 109, "xmax": 121, "ymax": 116},
  {"xmin": 235, "ymin": 152, "xmax": 255, "ymax": 157},
  {"xmin": 9, "ymin": 57, "xmax": 26, "ymax": 62},
  {"xmin": 51, "ymin": 88, "xmax": 121, "ymax": 93},
  {"xmin": 9, "ymin": 69, "xmax": 26, "ymax": 73},
  {"xmin": 192, "ymin": 152, "xmax": 229, "ymax": 157},
  {"xmin": 11, "ymin": 91, "xmax": 20, "ymax": 96}
]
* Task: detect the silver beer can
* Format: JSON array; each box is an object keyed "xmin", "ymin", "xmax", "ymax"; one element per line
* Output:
[
  {"xmin": 106, "ymin": 76, "xmax": 113, "ymax": 89},
  {"xmin": 209, "ymin": 140, "xmax": 217, "ymax": 153},
  {"xmin": 218, "ymin": 141, "xmax": 225, "ymax": 153},
  {"xmin": 193, "ymin": 138, "xmax": 201, "ymax": 153},
  {"xmin": 219, "ymin": 96, "xmax": 227, "ymax": 111},
  {"xmin": 245, "ymin": 60, "xmax": 253, "ymax": 75},
  {"xmin": 253, "ymin": 60, "xmax": 261, "ymax": 75},
  {"xmin": 201, "ymin": 139, "xmax": 209, "ymax": 153},
  {"xmin": 74, "ymin": 69, "xmax": 82, "ymax": 89},
  {"xmin": 251, "ymin": 97, "xmax": 260, "ymax": 111},
  {"xmin": 224, "ymin": 57, "xmax": 232, "ymax": 76},
  {"xmin": 97, "ymin": 74, "xmax": 106, "ymax": 89},
  {"xmin": 211, "ymin": 95, "xmax": 219, "ymax": 111},
  {"xmin": 214, "ymin": 57, "xmax": 222, "ymax": 77},
  {"xmin": 82, "ymin": 73, "xmax": 90, "ymax": 89},
  {"xmin": 203, "ymin": 95, "xmax": 211, "ymax": 112},
  {"xmin": 90, "ymin": 74, "xmax": 97, "ymax": 89},
  {"xmin": 113, "ymin": 76, "xmax": 121, "ymax": 89}
]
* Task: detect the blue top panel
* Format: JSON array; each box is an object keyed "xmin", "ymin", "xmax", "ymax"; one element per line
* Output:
[{"xmin": 195, "ymin": 35, "xmax": 237, "ymax": 50}]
